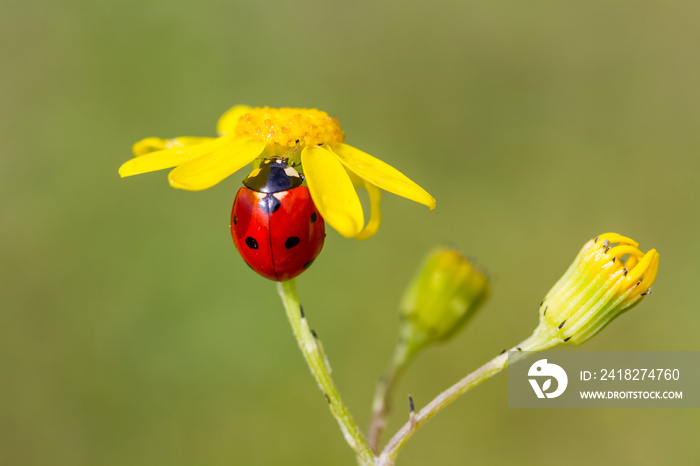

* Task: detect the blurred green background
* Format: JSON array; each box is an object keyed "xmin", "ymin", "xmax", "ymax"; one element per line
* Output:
[{"xmin": 1, "ymin": 1, "xmax": 699, "ymax": 465}]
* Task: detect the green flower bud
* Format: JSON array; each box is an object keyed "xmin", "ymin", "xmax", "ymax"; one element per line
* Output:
[
  {"xmin": 399, "ymin": 246, "xmax": 490, "ymax": 351},
  {"xmin": 531, "ymin": 232, "xmax": 659, "ymax": 347}
]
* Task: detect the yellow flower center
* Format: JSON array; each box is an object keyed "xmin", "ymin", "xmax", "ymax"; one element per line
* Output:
[{"xmin": 234, "ymin": 107, "xmax": 345, "ymax": 147}]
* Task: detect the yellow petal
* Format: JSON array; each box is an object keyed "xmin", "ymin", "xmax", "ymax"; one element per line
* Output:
[
  {"xmin": 132, "ymin": 136, "xmax": 216, "ymax": 156},
  {"xmin": 355, "ymin": 180, "xmax": 382, "ymax": 240},
  {"xmin": 132, "ymin": 137, "xmax": 169, "ymax": 156},
  {"xmin": 330, "ymin": 143, "xmax": 436, "ymax": 210},
  {"xmin": 301, "ymin": 146, "xmax": 364, "ymax": 238},
  {"xmin": 344, "ymin": 169, "xmax": 382, "ymax": 239},
  {"xmin": 216, "ymin": 105, "xmax": 253, "ymax": 136},
  {"xmin": 625, "ymin": 249, "xmax": 657, "ymax": 284},
  {"xmin": 168, "ymin": 137, "xmax": 265, "ymax": 191},
  {"xmin": 597, "ymin": 233, "xmax": 639, "ymax": 247},
  {"xmin": 120, "ymin": 137, "xmax": 227, "ymax": 177},
  {"xmin": 344, "ymin": 167, "xmax": 365, "ymax": 188},
  {"xmin": 638, "ymin": 250, "xmax": 659, "ymax": 291},
  {"xmin": 171, "ymin": 136, "xmax": 216, "ymax": 148}
]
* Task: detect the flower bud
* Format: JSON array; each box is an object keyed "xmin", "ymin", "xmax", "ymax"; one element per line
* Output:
[
  {"xmin": 533, "ymin": 233, "xmax": 659, "ymax": 346},
  {"xmin": 399, "ymin": 247, "xmax": 490, "ymax": 351}
]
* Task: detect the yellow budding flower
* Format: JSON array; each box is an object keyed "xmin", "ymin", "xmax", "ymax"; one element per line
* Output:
[
  {"xmin": 119, "ymin": 106, "xmax": 435, "ymax": 239},
  {"xmin": 532, "ymin": 232, "xmax": 659, "ymax": 346},
  {"xmin": 399, "ymin": 247, "xmax": 490, "ymax": 352}
]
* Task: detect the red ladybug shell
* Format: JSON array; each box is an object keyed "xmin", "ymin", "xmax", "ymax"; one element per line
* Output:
[{"xmin": 231, "ymin": 186, "xmax": 325, "ymax": 281}]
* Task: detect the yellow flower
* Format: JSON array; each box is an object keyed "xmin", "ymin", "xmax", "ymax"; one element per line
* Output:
[
  {"xmin": 119, "ymin": 106, "xmax": 435, "ymax": 239},
  {"xmin": 532, "ymin": 232, "xmax": 659, "ymax": 346}
]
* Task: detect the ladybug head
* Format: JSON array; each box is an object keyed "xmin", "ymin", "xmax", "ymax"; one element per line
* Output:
[{"xmin": 243, "ymin": 157, "xmax": 304, "ymax": 193}]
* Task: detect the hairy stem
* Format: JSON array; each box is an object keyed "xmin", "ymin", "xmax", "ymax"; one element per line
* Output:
[
  {"xmin": 277, "ymin": 280, "xmax": 376, "ymax": 466},
  {"xmin": 377, "ymin": 331, "xmax": 556, "ymax": 465}
]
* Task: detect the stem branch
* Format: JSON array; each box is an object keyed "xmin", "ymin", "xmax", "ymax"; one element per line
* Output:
[
  {"xmin": 377, "ymin": 332, "xmax": 555, "ymax": 465},
  {"xmin": 368, "ymin": 340, "xmax": 416, "ymax": 452}
]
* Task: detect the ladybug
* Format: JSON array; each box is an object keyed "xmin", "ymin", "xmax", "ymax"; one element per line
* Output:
[{"xmin": 231, "ymin": 157, "xmax": 325, "ymax": 281}]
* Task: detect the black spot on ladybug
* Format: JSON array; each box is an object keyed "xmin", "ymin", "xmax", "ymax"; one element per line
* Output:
[
  {"xmin": 258, "ymin": 194, "xmax": 281, "ymax": 214},
  {"xmin": 245, "ymin": 237, "xmax": 259, "ymax": 249},
  {"xmin": 285, "ymin": 237, "xmax": 300, "ymax": 249},
  {"xmin": 302, "ymin": 258, "xmax": 315, "ymax": 269},
  {"xmin": 310, "ymin": 212, "xmax": 318, "ymax": 223},
  {"xmin": 233, "ymin": 215, "xmax": 237, "ymax": 225}
]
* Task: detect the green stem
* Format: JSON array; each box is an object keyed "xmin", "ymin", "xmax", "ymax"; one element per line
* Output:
[
  {"xmin": 377, "ymin": 330, "xmax": 556, "ymax": 466},
  {"xmin": 367, "ymin": 340, "xmax": 417, "ymax": 452},
  {"xmin": 277, "ymin": 279, "xmax": 376, "ymax": 466}
]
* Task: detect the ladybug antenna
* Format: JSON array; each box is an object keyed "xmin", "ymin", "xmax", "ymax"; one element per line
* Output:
[
  {"xmin": 280, "ymin": 147, "xmax": 300, "ymax": 166},
  {"xmin": 261, "ymin": 156, "xmax": 288, "ymax": 168}
]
